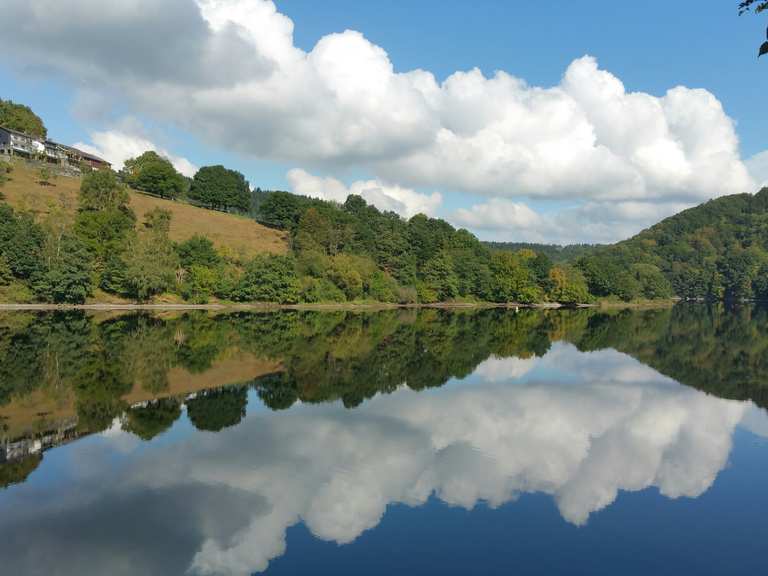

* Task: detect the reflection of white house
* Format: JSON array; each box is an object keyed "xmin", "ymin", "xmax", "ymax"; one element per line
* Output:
[
  {"xmin": 0, "ymin": 126, "xmax": 111, "ymax": 170},
  {"xmin": 0, "ymin": 418, "xmax": 80, "ymax": 464}
]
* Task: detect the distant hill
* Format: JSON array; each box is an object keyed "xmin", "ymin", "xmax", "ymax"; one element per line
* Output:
[
  {"xmin": 484, "ymin": 242, "xmax": 600, "ymax": 263},
  {"xmin": 1, "ymin": 161, "xmax": 288, "ymax": 257},
  {"xmin": 578, "ymin": 188, "xmax": 768, "ymax": 301}
]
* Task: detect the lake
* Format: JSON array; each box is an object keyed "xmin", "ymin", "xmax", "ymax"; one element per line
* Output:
[{"xmin": 1, "ymin": 305, "xmax": 767, "ymax": 575}]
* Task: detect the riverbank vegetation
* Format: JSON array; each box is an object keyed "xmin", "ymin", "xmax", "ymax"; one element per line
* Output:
[
  {"xmin": 1, "ymin": 97, "xmax": 767, "ymax": 306},
  {"xmin": 0, "ymin": 161, "xmax": 590, "ymax": 305}
]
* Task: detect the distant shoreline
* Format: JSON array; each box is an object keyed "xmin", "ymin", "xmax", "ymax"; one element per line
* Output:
[{"xmin": 0, "ymin": 300, "xmax": 680, "ymax": 312}]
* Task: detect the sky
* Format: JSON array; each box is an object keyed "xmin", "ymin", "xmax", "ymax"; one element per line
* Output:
[{"xmin": 1, "ymin": 0, "xmax": 767, "ymax": 244}]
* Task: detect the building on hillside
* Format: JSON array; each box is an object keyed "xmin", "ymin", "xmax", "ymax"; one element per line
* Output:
[
  {"xmin": 0, "ymin": 125, "xmax": 111, "ymax": 170},
  {"xmin": 0, "ymin": 126, "xmax": 44, "ymax": 159},
  {"xmin": 44, "ymin": 140, "xmax": 68, "ymax": 164},
  {"xmin": 54, "ymin": 142, "xmax": 111, "ymax": 170}
]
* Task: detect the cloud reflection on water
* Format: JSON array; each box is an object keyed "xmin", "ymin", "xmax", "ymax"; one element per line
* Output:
[{"xmin": 0, "ymin": 343, "xmax": 762, "ymax": 576}]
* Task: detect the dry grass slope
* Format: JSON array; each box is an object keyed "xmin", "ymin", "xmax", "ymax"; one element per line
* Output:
[{"xmin": 1, "ymin": 161, "xmax": 288, "ymax": 257}]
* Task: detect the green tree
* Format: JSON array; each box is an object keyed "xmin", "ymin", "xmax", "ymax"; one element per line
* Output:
[
  {"xmin": 294, "ymin": 207, "xmax": 335, "ymax": 254},
  {"xmin": 632, "ymin": 263, "xmax": 673, "ymax": 299},
  {"xmin": 234, "ymin": 254, "xmax": 300, "ymax": 303},
  {"xmin": 0, "ymin": 454, "xmax": 42, "ymax": 489},
  {"xmin": 123, "ymin": 209, "xmax": 179, "ymax": 301},
  {"xmin": 420, "ymin": 250, "xmax": 459, "ymax": 302},
  {"xmin": 123, "ymin": 399, "xmax": 182, "ymax": 441},
  {"xmin": 255, "ymin": 191, "xmax": 306, "ymax": 229},
  {"xmin": 176, "ymin": 235, "xmax": 221, "ymax": 269},
  {"xmin": 189, "ymin": 165, "xmax": 251, "ymax": 212},
  {"xmin": 122, "ymin": 151, "xmax": 185, "ymax": 199},
  {"xmin": 0, "ymin": 99, "xmax": 46, "ymax": 138},
  {"xmin": 186, "ymin": 387, "xmax": 248, "ymax": 432},
  {"xmin": 0, "ymin": 204, "xmax": 45, "ymax": 280},
  {"xmin": 490, "ymin": 251, "xmax": 542, "ymax": 303},
  {"xmin": 34, "ymin": 233, "xmax": 93, "ymax": 303},
  {"xmin": 182, "ymin": 265, "xmax": 219, "ymax": 303},
  {"xmin": 79, "ymin": 169, "xmax": 130, "ymax": 212},
  {"xmin": 548, "ymin": 265, "xmax": 591, "ymax": 304}
]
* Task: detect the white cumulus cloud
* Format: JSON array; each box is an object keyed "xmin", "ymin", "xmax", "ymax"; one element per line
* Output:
[
  {"xmin": 287, "ymin": 168, "xmax": 441, "ymax": 218},
  {"xmin": 1, "ymin": 0, "xmax": 763, "ymax": 242}
]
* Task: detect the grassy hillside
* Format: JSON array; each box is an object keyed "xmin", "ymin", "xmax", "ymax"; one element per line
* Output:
[{"xmin": 1, "ymin": 161, "xmax": 288, "ymax": 257}]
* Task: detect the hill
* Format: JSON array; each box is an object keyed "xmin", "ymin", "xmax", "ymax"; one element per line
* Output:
[
  {"xmin": 577, "ymin": 188, "xmax": 768, "ymax": 301},
  {"xmin": 0, "ymin": 161, "xmax": 288, "ymax": 257}
]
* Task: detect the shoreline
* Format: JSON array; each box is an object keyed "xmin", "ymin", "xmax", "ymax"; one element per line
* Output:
[{"xmin": 0, "ymin": 300, "xmax": 683, "ymax": 312}]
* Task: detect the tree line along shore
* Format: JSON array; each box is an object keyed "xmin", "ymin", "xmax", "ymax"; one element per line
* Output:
[{"xmin": 2, "ymin": 98, "xmax": 767, "ymax": 307}]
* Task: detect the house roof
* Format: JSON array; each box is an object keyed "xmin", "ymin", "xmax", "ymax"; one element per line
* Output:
[
  {"xmin": 1, "ymin": 127, "xmax": 110, "ymax": 165},
  {"xmin": 52, "ymin": 142, "xmax": 111, "ymax": 165},
  {"xmin": 0, "ymin": 125, "xmax": 43, "ymax": 140}
]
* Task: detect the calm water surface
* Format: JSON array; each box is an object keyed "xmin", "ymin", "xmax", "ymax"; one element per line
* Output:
[{"xmin": 1, "ymin": 305, "xmax": 767, "ymax": 575}]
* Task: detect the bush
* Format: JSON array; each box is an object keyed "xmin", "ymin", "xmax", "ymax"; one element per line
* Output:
[
  {"xmin": 234, "ymin": 254, "xmax": 300, "ymax": 304},
  {"xmin": 182, "ymin": 265, "xmax": 219, "ymax": 303},
  {"xmin": 177, "ymin": 235, "xmax": 221, "ymax": 269},
  {"xmin": 299, "ymin": 276, "xmax": 346, "ymax": 303},
  {"xmin": 33, "ymin": 234, "xmax": 94, "ymax": 303}
]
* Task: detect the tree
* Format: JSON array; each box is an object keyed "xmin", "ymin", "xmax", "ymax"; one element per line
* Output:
[
  {"xmin": 182, "ymin": 265, "xmax": 219, "ymax": 303},
  {"xmin": 189, "ymin": 165, "xmax": 251, "ymax": 212},
  {"xmin": 123, "ymin": 399, "xmax": 182, "ymax": 441},
  {"xmin": 256, "ymin": 191, "xmax": 306, "ymax": 229},
  {"xmin": 294, "ymin": 207, "xmax": 334, "ymax": 254},
  {"xmin": 0, "ymin": 204, "xmax": 45, "ymax": 280},
  {"xmin": 123, "ymin": 209, "xmax": 179, "ymax": 301},
  {"xmin": 420, "ymin": 250, "xmax": 460, "ymax": 302},
  {"xmin": 234, "ymin": 254, "xmax": 300, "ymax": 303},
  {"xmin": 739, "ymin": 1, "xmax": 768, "ymax": 57},
  {"xmin": 176, "ymin": 235, "xmax": 221, "ymax": 269},
  {"xmin": 489, "ymin": 251, "xmax": 542, "ymax": 303},
  {"xmin": 121, "ymin": 151, "xmax": 185, "ymax": 200},
  {"xmin": 79, "ymin": 169, "xmax": 130, "ymax": 212},
  {"xmin": 34, "ymin": 233, "xmax": 93, "ymax": 303},
  {"xmin": 186, "ymin": 387, "xmax": 248, "ymax": 432},
  {"xmin": 547, "ymin": 266, "xmax": 590, "ymax": 304},
  {"xmin": 0, "ymin": 99, "xmax": 46, "ymax": 138}
]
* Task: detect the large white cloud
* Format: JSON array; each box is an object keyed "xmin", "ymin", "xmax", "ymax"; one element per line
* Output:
[
  {"xmin": 0, "ymin": 0, "xmax": 761, "ymax": 241},
  {"xmin": 287, "ymin": 168, "xmax": 442, "ymax": 218},
  {"xmin": 0, "ymin": 344, "xmax": 760, "ymax": 576},
  {"xmin": 453, "ymin": 198, "xmax": 694, "ymax": 244}
]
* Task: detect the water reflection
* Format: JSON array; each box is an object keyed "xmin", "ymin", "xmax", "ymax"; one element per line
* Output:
[{"xmin": 1, "ymin": 306, "xmax": 767, "ymax": 575}]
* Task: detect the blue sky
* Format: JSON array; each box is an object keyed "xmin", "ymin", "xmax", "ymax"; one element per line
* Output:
[{"xmin": 1, "ymin": 1, "xmax": 766, "ymax": 244}]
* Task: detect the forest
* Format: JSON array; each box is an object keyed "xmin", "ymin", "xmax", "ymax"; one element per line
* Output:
[{"xmin": 577, "ymin": 189, "xmax": 768, "ymax": 301}]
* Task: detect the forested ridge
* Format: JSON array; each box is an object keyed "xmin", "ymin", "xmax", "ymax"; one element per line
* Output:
[{"xmin": 577, "ymin": 188, "xmax": 768, "ymax": 302}]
